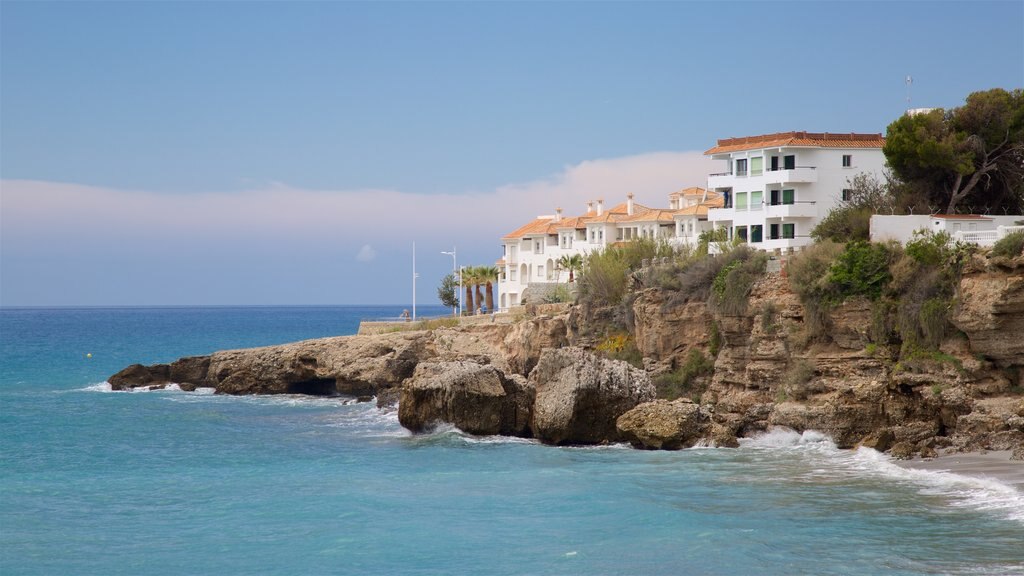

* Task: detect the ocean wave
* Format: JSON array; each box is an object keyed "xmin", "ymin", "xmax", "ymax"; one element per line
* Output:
[
  {"xmin": 850, "ymin": 447, "xmax": 1024, "ymax": 523},
  {"xmin": 736, "ymin": 426, "xmax": 1023, "ymax": 524},
  {"xmin": 73, "ymin": 381, "xmax": 186, "ymax": 393}
]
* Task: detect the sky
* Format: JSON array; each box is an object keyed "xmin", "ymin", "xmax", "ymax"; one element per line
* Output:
[{"xmin": 2, "ymin": 0, "xmax": 1022, "ymax": 306}]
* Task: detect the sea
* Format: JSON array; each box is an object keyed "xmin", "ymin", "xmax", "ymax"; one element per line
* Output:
[{"xmin": 1, "ymin": 305, "xmax": 1022, "ymax": 575}]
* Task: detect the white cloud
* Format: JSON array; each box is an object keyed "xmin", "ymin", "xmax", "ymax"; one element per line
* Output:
[{"xmin": 356, "ymin": 244, "xmax": 377, "ymax": 262}]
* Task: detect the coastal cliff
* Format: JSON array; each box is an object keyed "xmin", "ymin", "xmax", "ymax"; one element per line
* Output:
[{"xmin": 109, "ymin": 254, "xmax": 1024, "ymax": 457}]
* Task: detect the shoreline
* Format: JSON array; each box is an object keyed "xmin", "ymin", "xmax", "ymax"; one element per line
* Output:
[{"xmin": 897, "ymin": 450, "xmax": 1024, "ymax": 490}]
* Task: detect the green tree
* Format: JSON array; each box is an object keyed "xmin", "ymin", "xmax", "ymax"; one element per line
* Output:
[
  {"xmin": 479, "ymin": 266, "xmax": 500, "ymax": 312},
  {"xmin": 884, "ymin": 88, "xmax": 1024, "ymax": 214},
  {"xmin": 437, "ymin": 273, "xmax": 459, "ymax": 315},
  {"xmin": 557, "ymin": 254, "xmax": 584, "ymax": 282},
  {"xmin": 812, "ymin": 173, "xmax": 896, "ymax": 242},
  {"xmin": 461, "ymin": 267, "xmax": 475, "ymax": 315}
]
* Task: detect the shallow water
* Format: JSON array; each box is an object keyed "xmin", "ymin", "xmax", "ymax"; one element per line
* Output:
[{"xmin": 2, "ymin": 307, "xmax": 1022, "ymax": 575}]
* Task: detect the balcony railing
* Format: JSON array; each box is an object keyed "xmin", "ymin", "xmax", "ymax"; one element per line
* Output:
[{"xmin": 765, "ymin": 201, "xmax": 817, "ymax": 219}]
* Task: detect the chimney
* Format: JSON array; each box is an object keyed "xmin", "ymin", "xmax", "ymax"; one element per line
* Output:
[
  {"xmin": 597, "ymin": 198, "xmax": 604, "ymax": 216},
  {"xmin": 554, "ymin": 207, "xmax": 562, "ymax": 223},
  {"xmin": 627, "ymin": 193, "xmax": 634, "ymax": 216},
  {"xmin": 586, "ymin": 200, "xmax": 594, "ymax": 214}
]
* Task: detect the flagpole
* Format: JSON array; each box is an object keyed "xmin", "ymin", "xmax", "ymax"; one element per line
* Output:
[{"xmin": 412, "ymin": 242, "xmax": 418, "ymax": 321}]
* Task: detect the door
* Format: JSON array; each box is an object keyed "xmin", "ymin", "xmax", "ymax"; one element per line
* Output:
[
  {"xmin": 770, "ymin": 156, "xmax": 779, "ymax": 171},
  {"xmin": 783, "ymin": 155, "xmax": 795, "ymax": 170}
]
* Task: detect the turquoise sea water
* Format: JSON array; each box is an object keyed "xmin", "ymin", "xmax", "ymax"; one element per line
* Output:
[{"xmin": 2, "ymin": 306, "xmax": 1022, "ymax": 575}]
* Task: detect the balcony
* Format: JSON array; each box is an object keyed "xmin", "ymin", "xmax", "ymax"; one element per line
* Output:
[
  {"xmin": 763, "ymin": 167, "xmax": 817, "ymax": 184},
  {"xmin": 707, "ymin": 172, "xmax": 734, "ymax": 189},
  {"xmin": 764, "ymin": 201, "xmax": 818, "ymax": 219}
]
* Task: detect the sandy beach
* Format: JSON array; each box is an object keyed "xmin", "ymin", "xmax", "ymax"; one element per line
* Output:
[{"xmin": 899, "ymin": 450, "xmax": 1024, "ymax": 490}]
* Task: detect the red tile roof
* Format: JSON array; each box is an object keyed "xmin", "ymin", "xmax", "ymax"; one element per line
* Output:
[{"xmin": 705, "ymin": 131, "xmax": 885, "ymax": 155}]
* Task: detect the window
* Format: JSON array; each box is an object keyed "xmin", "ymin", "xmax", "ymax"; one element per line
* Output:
[
  {"xmin": 750, "ymin": 191, "xmax": 763, "ymax": 211},
  {"xmin": 782, "ymin": 223, "xmax": 795, "ymax": 239},
  {"xmin": 782, "ymin": 189, "xmax": 795, "ymax": 205},
  {"xmin": 736, "ymin": 158, "xmax": 748, "ymax": 176},
  {"xmin": 751, "ymin": 157, "xmax": 763, "ymax": 176},
  {"xmin": 751, "ymin": 225, "xmax": 763, "ymax": 243},
  {"xmin": 735, "ymin": 192, "xmax": 747, "ymax": 211},
  {"xmin": 534, "ymin": 240, "xmax": 543, "ymax": 254},
  {"xmin": 537, "ymin": 266, "xmax": 544, "ymax": 279},
  {"xmin": 842, "ymin": 154, "xmax": 852, "ymax": 167},
  {"xmin": 598, "ymin": 229, "xmax": 603, "ymax": 241},
  {"xmin": 735, "ymin": 226, "xmax": 748, "ymax": 242},
  {"xmin": 842, "ymin": 189, "xmax": 852, "ymax": 202},
  {"xmin": 590, "ymin": 229, "xmax": 596, "ymax": 242},
  {"xmin": 770, "ymin": 189, "xmax": 780, "ymax": 205},
  {"xmin": 783, "ymin": 155, "xmax": 795, "ymax": 170},
  {"xmin": 769, "ymin": 223, "xmax": 780, "ymax": 239}
]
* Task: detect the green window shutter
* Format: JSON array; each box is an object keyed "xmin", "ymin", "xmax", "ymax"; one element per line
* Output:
[
  {"xmin": 782, "ymin": 189, "xmax": 795, "ymax": 204},
  {"xmin": 736, "ymin": 192, "xmax": 747, "ymax": 209},
  {"xmin": 783, "ymin": 223, "xmax": 795, "ymax": 239},
  {"xmin": 750, "ymin": 191, "xmax": 763, "ymax": 208},
  {"xmin": 750, "ymin": 157, "xmax": 763, "ymax": 176}
]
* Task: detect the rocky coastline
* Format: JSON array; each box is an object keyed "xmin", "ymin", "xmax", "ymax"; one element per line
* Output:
[{"xmin": 109, "ymin": 254, "xmax": 1024, "ymax": 459}]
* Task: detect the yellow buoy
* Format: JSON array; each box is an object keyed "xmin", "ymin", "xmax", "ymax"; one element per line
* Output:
[{"xmin": 86, "ymin": 353, "xmax": 93, "ymax": 358}]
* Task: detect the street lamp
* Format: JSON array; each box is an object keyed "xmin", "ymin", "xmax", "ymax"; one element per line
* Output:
[{"xmin": 441, "ymin": 248, "xmax": 459, "ymax": 316}]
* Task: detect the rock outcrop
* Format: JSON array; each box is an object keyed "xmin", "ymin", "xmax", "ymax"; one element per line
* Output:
[
  {"xmin": 616, "ymin": 399, "xmax": 710, "ymax": 450},
  {"xmin": 529, "ymin": 347, "xmax": 654, "ymax": 445},
  {"xmin": 398, "ymin": 361, "xmax": 533, "ymax": 436}
]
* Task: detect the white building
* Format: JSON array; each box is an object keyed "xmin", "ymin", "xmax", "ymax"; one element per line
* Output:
[
  {"xmin": 870, "ymin": 214, "xmax": 1024, "ymax": 246},
  {"xmin": 496, "ymin": 190, "xmax": 720, "ymax": 309},
  {"xmin": 704, "ymin": 131, "xmax": 888, "ymax": 252}
]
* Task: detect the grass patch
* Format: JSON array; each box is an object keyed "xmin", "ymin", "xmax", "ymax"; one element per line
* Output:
[{"xmin": 781, "ymin": 359, "xmax": 816, "ymax": 400}]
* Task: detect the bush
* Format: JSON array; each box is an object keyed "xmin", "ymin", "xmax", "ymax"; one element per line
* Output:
[
  {"xmin": 654, "ymin": 349, "xmax": 714, "ymax": 400},
  {"xmin": 710, "ymin": 250, "xmax": 768, "ymax": 316},
  {"xmin": 811, "ymin": 205, "xmax": 873, "ymax": 243},
  {"xmin": 577, "ymin": 238, "xmax": 674, "ymax": 308},
  {"xmin": 544, "ymin": 284, "xmax": 574, "ymax": 304},
  {"xmin": 827, "ymin": 241, "xmax": 894, "ymax": 302},
  {"xmin": 781, "ymin": 359, "xmax": 816, "ymax": 400},
  {"xmin": 595, "ymin": 332, "xmax": 643, "ymax": 368},
  {"xmin": 786, "ymin": 241, "xmax": 844, "ymax": 340},
  {"xmin": 992, "ymin": 230, "xmax": 1024, "ymax": 258},
  {"xmin": 904, "ymin": 229, "xmax": 953, "ymax": 266},
  {"xmin": 760, "ymin": 301, "xmax": 780, "ymax": 334}
]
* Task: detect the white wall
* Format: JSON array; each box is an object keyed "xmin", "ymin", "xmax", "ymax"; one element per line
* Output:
[{"xmin": 870, "ymin": 215, "xmax": 932, "ymax": 243}]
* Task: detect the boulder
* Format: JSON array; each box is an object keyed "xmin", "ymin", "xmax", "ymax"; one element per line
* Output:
[
  {"xmin": 109, "ymin": 363, "xmax": 171, "ymax": 390},
  {"xmin": 530, "ymin": 347, "xmax": 654, "ymax": 445},
  {"xmin": 398, "ymin": 361, "xmax": 533, "ymax": 436},
  {"xmin": 616, "ymin": 399, "xmax": 710, "ymax": 450}
]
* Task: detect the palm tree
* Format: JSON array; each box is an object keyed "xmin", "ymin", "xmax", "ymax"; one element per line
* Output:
[
  {"xmin": 461, "ymin": 267, "xmax": 475, "ymax": 315},
  {"xmin": 471, "ymin": 266, "xmax": 485, "ymax": 313},
  {"xmin": 557, "ymin": 254, "xmax": 584, "ymax": 283},
  {"xmin": 480, "ymin": 266, "xmax": 500, "ymax": 312}
]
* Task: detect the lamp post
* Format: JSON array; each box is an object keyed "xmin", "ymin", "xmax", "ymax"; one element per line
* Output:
[{"xmin": 441, "ymin": 248, "xmax": 458, "ymax": 317}]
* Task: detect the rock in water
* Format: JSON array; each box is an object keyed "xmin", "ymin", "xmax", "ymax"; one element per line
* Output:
[
  {"xmin": 398, "ymin": 361, "xmax": 534, "ymax": 436},
  {"xmin": 530, "ymin": 347, "xmax": 654, "ymax": 445},
  {"xmin": 616, "ymin": 399, "xmax": 710, "ymax": 450}
]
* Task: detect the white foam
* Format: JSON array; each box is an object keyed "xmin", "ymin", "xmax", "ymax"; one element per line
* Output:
[
  {"xmin": 736, "ymin": 427, "xmax": 1024, "ymax": 524},
  {"xmin": 849, "ymin": 447, "xmax": 1024, "ymax": 523},
  {"xmin": 739, "ymin": 427, "xmax": 836, "ymax": 449},
  {"xmin": 75, "ymin": 382, "xmax": 114, "ymax": 392}
]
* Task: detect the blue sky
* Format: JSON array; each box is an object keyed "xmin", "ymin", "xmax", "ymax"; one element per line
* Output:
[{"xmin": 2, "ymin": 1, "xmax": 1022, "ymax": 306}]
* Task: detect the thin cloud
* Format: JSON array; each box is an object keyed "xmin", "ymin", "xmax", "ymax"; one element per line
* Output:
[
  {"xmin": 356, "ymin": 244, "xmax": 377, "ymax": 262},
  {"xmin": 0, "ymin": 150, "xmax": 719, "ymax": 304}
]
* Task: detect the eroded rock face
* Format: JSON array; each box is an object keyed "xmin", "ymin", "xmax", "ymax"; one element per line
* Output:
[
  {"xmin": 398, "ymin": 361, "xmax": 534, "ymax": 436},
  {"xmin": 616, "ymin": 399, "xmax": 710, "ymax": 450},
  {"xmin": 530, "ymin": 347, "xmax": 654, "ymax": 445},
  {"xmin": 953, "ymin": 256, "xmax": 1024, "ymax": 367},
  {"xmin": 632, "ymin": 289, "xmax": 713, "ymax": 365}
]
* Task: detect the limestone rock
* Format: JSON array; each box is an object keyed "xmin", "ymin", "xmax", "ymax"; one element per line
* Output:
[
  {"xmin": 953, "ymin": 265, "xmax": 1024, "ymax": 367},
  {"xmin": 398, "ymin": 361, "xmax": 533, "ymax": 436},
  {"xmin": 616, "ymin": 399, "xmax": 710, "ymax": 450},
  {"xmin": 530, "ymin": 347, "xmax": 654, "ymax": 445}
]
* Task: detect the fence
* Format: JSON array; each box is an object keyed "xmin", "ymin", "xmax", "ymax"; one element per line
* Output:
[{"xmin": 953, "ymin": 225, "xmax": 1024, "ymax": 247}]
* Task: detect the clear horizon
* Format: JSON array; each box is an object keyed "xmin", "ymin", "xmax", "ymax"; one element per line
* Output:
[{"xmin": 2, "ymin": 1, "xmax": 1022, "ymax": 306}]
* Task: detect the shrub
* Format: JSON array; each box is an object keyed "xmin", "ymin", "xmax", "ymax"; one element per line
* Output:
[
  {"xmin": 595, "ymin": 332, "xmax": 643, "ymax": 368},
  {"xmin": 811, "ymin": 205, "xmax": 873, "ymax": 243},
  {"xmin": 654, "ymin": 349, "xmax": 714, "ymax": 400},
  {"xmin": 577, "ymin": 238, "xmax": 675, "ymax": 308},
  {"xmin": 992, "ymin": 230, "xmax": 1024, "ymax": 258},
  {"xmin": 781, "ymin": 359, "xmax": 816, "ymax": 400},
  {"xmin": 905, "ymin": 229, "xmax": 953, "ymax": 266},
  {"xmin": 711, "ymin": 251, "xmax": 768, "ymax": 316},
  {"xmin": 919, "ymin": 297, "xmax": 950, "ymax": 349},
  {"xmin": 544, "ymin": 284, "xmax": 574, "ymax": 304},
  {"xmin": 708, "ymin": 321, "xmax": 722, "ymax": 357},
  {"xmin": 827, "ymin": 241, "xmax": 894, "ymax": 301},
  {"xmin": 760, "ymin": 301, "xmax": 780, "ymax": 334},
  {"xmin": 786, "ymin": 241, "xmax": 843, "ymax": 341}
]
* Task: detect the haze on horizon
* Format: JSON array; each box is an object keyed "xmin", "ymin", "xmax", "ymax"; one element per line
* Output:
[{"xmin": 2, "ymin": 1, "xmax": 1022, "ymax": 306}]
